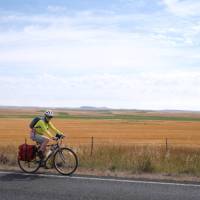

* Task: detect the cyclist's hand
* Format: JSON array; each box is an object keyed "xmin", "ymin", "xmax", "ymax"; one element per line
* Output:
[{"xmin": 56, "ymin": 133, "xmax": 65, "ymax": 139}]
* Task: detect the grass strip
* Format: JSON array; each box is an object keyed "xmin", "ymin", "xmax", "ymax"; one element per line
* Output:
[
  {"xmin": 2, "ymin": 144, "xmax": 200, "ymax": 176},
  {"xmin": 0, "ymin": 114, "xmax": 200, "ymax": 122}
]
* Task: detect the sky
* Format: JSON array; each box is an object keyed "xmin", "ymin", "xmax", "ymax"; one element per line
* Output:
[{"xmin": 0, "ymin": 0, "xmax": 200, "ymax": 110}]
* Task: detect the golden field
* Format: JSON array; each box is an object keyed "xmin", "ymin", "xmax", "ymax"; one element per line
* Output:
[{"xmin": 0, "ymin": 108, "xmax": 200, "ymax": 147}]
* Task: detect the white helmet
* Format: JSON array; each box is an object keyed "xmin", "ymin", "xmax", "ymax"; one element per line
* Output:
[{"xmin": 44, "ymin": 110, "xmax": 54, "ymax": 118}]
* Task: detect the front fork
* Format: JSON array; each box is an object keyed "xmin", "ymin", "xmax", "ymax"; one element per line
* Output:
[{"xmin": 57, "ymin": 149, "xmax": 66, "ymax": 163}]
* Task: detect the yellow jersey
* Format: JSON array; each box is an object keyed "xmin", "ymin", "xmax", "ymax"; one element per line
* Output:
[{"xmin": 33, "ymin": 118, "xmax": 61, "ymax": 138}]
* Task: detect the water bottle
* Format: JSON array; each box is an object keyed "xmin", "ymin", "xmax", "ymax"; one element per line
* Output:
[{"xmin": 46, "ymin": 149, "xmax": 52, "ymax": 158}]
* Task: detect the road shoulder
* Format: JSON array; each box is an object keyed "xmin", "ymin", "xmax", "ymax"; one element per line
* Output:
[{"xmin": 0, "ymin": 166, "xmax": 200, "ymax": 185}]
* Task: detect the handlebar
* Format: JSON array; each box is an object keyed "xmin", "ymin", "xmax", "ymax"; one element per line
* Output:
[{"xmin": 54, "ymin": 133, "xmax": 65, "ymax": 141}]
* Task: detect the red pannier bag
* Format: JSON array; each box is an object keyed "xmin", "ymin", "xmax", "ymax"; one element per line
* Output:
[{"xmin": 18, "ymin": 144, "xmax": 37, "ymax": 161}]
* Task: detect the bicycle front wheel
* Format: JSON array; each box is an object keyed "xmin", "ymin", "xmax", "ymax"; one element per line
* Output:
[{"xmin": 54, "ymin": 148, "xmax": 78, "ymax": 175}]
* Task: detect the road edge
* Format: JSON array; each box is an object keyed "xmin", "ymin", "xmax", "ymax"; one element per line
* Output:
[{"xmin": 0, "ymin": 169, "xmax": 200, "ymax": 186}]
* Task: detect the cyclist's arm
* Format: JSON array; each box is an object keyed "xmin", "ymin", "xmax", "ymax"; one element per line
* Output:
[
  {"xmin": 45, "ymin": 130, "xmax": 54, "ymax": 138},
  {"xmin": 49, "ymin": 122, "xmax": 63, "ymax": 136}
]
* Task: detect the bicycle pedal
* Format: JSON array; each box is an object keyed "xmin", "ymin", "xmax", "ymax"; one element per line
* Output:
[{"xmin": 39, "ymin": 161, "xmax": 46, "ymax": 167}]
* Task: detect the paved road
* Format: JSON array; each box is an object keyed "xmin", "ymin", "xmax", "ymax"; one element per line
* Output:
[{"xmin": 0, "ymin": 171, "xmax": 200, "ymax": 200}]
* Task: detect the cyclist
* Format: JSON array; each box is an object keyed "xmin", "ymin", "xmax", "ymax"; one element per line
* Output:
[{"xmin": 30, "ymin": 110, "xmax": 64, "ymax": 160}]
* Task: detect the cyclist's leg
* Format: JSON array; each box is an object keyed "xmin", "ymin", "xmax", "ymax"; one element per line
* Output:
[
  {"xmin": 31, "ymin": 133, "xmax": 49, "ymax": 159},
  {"xmin": 39, "ymin": 136, "xmax": 49, "ymax": 153}
]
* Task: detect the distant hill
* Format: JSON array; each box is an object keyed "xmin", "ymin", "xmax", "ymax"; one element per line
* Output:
[
  {"xmin": 79, "ymin": 106, "xmax": 110, "ymax": 111},
  {"xmin": 0, "ymin": 105, "xmax": 200, "ymax": 113}
]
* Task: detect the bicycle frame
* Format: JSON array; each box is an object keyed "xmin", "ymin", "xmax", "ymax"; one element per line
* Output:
[{"xmin": 43, "ymin": 139, "xmax": 64, "ymax": 163}]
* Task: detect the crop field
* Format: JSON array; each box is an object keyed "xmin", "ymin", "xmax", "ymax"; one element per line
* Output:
[{"xmin": 0, "ymin": 107, "xmax": 200, "ymax": 147}]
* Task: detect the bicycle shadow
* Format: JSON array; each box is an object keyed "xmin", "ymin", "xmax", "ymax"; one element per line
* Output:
[{"xmin": 0, "ymin": 172, "xmax": 45, "ymax": 182}]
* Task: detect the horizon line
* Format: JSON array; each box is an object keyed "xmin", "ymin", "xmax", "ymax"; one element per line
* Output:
[{"xmin": 0, "ymin": 105, "xmax": 200, "ymax": 112}]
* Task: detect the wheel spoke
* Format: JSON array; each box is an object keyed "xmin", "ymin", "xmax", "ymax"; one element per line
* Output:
[
  {"xmin": 59, "ymin": 152, "xmax": 66, "ymax": 163},
  {"xmin": 54, "ymin": 148, "xmax": 78, "ymax": 175},
  {"xmin": 18, "ymin": 157, "xmax": 40, "ymax": 173}
]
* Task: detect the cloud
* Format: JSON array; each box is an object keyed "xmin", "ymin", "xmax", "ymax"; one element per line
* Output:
[
  {"xmin": 162, "ymin": 0, "xmax": 200, "ymax": 16},
  {"xmin": 1, "ymin": 71, "xmax": 200, "ymax": 110},
  {"xmin": 0, "ymin": 14, "xmax": 172, "ymax": 72},
  {"xmin": 1, "ymin": 6, "xmax": 200, "ymax": 109},
  {"xmin": 0, "ymin": 11, "xmax": 196, "ymax": 74},
  {"xmin": 47, "ymin": 5, "xmax": 67, "ymax": 12}
]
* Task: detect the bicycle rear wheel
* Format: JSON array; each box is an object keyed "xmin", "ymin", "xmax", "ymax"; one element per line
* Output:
[
  {"xmin": 54, "ymin": 148, "xmax": 78, "ymax": 175},
  {"xmin": 18, "ymin": 156, "xmax": 40, "ymax": 173}
]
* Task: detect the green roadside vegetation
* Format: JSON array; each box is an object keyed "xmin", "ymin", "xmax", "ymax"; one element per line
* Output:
[
  {"xmin": 0, "ymin": 113, "xmax": 200, "ymax": 121},
  {"xmin": 0, "ymin": 115, "xmax": 36, "ymax": 118},
  {"xmin": 57, "ymin": 114, "xmax": 200, "ymax": 121}
]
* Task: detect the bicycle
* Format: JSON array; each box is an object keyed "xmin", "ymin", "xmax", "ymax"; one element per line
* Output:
[{"xmin": 18, "ymin": 135, "xmax": 78, "ymax": 175}]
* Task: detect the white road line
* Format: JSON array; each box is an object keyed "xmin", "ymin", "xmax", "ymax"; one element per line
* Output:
[{"xmin": 0, "ymin": 171, "xmax": 200, "ymax": 188}]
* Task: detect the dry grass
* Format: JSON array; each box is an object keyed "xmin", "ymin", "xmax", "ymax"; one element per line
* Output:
[
  {"xmin": 77, "ymin": 145, "xmax": 200, "ymax": 175},
  {"xmin": 1, "ymin": 144, "xmax": 200, "ymax": 176},
  {"xmin": 0, "ymin": 145, "xmax": 17, "ymax": 166}
]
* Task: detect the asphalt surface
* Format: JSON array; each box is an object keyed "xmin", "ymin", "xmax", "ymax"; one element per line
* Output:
[{"xmin": 0, "ymin": 171, "xmax": 200, "ymax": 200}]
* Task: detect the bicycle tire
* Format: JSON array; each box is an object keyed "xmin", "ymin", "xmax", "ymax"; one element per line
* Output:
[
  {"xmin": 18, "ymin": 156, "xmax": 41, "ymax": 174},
  {"xmin": 53, "ymin": 147, "xmax": 78, "ymax": 176}
]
